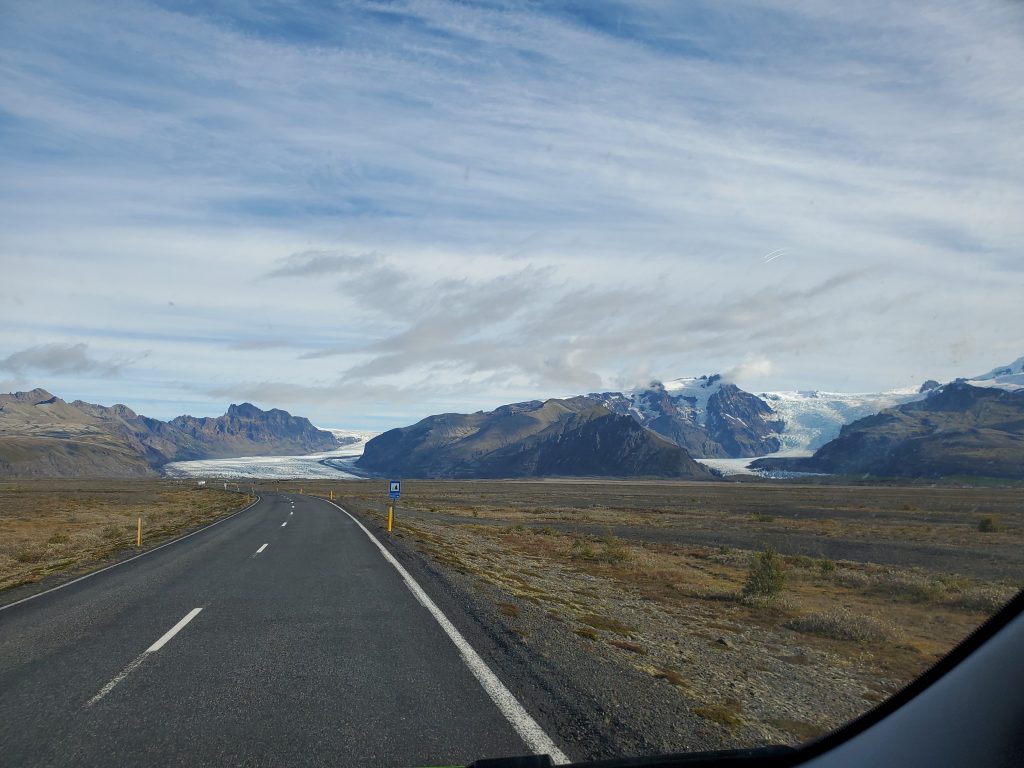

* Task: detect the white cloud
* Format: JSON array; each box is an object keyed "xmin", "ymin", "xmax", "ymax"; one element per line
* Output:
[
  {"xmin": 0, "ymin": 0, "xmax": 1021, "ymax": 427},
  {"xmin": 0, "ymin": 343, "xmax": 134, "ymax": 377},
  {"xmin": 723, "ymin": 358, "xmax": 774, "ymax": 386}
]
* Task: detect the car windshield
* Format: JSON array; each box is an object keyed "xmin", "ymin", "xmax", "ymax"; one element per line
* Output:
[{"xmin": 1, "ymin": 1, "xmax": 1022, "ymax": 766}]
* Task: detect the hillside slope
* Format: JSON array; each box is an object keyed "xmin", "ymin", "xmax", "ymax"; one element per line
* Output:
[{"xmin": 357, "ymin": 396, "xmax": 715, "ymax": 479}]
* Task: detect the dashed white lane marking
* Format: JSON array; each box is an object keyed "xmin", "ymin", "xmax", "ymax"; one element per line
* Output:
[
  {"xmin": 289, "ymin": 511, "xmax": 293, "ymax": 516},
  {"xmin": 87, "ymin": 608, "xmax": 202, "ymax": 706},
  {"xmin": 147, "ymin": 607, "xmax": 203, "ymax": 652},
  {"xmin": 255, "ymin": 543, "xmax": 268, "ymax": 554},
  {"xmin": 323, "ymin": 499, "xmax": 570, "ymax": 764},
  {"xmin": 281, "ymin": 521, "xmax": 287, "ymax": 527}
]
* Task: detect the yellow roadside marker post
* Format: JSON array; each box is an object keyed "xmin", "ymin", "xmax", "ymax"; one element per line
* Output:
[
  {"xmin": 137, "ymin": 517, "xmax": 142, "ymax": 548},
  {"xmin": 388, "ymin": 480, "xmax": 400, "ymax": 536}
]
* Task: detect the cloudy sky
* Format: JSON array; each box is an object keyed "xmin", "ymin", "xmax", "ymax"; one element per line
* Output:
[{"xmin": 2, "ymin": 0, "xmax": 1022, "ymax": 429}]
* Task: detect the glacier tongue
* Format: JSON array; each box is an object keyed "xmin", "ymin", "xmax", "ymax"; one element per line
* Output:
[
  {"xmin": 161, "ymin": 430, "xmax": 377, "ymax": 479},
  {"xmin": 758, "ymin": 389, "xmax": 922, "ymax": 454}
]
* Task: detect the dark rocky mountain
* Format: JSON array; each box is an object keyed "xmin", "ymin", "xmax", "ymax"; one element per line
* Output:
[
  {"xmin": 0, "ymin": 389, "xmax": 339, "ymax": 478},
  {"xmin": 169, "ymin": 403, "xmax": 338, "ymax": 459},
  {"xmin": 589, "ymin": 376, "xmax": 784, "ymax": 458},
  {"xmin": 357, "ymin": 396, "xmax": 716, "ymax": 479},
  {"xmin": 750, "ymin": 382, "xmax": 1024, "ymax": 479}
]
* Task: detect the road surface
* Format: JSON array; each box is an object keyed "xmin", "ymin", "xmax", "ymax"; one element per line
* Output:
[{"xmin": 0, "ymin": 493, "xmax": 567, "ymax": 766}]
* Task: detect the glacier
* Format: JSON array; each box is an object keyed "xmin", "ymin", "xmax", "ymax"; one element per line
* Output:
[{"xmin": 161, "ymin": 429, "xmax": 377, "ymax": 480}]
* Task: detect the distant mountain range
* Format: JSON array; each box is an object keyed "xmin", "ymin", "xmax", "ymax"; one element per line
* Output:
[
  {"xmin": 0, "ymin": 389, "xmax": 341, "ymax": 478},
  {"xmin": 591, "ymin": 375, "xmax": 925, "ymax": 458},
  {"xmin": 751, "ymin": 381, "xmax": 1024, "ymax": 479},
  {"xmin": 5, "ymin": 356, "xmax": 1021, "ymax": 480},
  {"xmin": 356, "ymin": 396, "xmax": 715, "ymax": 480},
  {"xmin": 359, "ymin": 356, "xmax": 1024, "ymax": 480}
]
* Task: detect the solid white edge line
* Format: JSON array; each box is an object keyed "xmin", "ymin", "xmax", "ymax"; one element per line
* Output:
[
  {"xmin": 146, "ymin": 607, "xmax": 203, "ymax": 652},
  {"xmin": 256, "ymin": 543, "xmax": 269, "ymax": 554},
  {"xmin": 323, "ymin": 499, "xmax": 570, "ymax": 765},
  {"xmin": 0, "ymin": 495, "xmax": 262, "ymax": 613},
  {"xmin": 87, "ymin": 607, "xmax": 203, "ymax": 706}
]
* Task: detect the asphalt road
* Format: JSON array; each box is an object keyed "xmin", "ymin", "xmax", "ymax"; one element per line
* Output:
[{"xmin": 0, "ymin": 493, "xmax": 565, "ymax": 767}]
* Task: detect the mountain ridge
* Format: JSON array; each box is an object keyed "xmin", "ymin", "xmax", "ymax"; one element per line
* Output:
[
  {"xmin": 588, "ymin": 375, "xmax": 785, "ymax": 458},
  {"xmin": 0, "ymin": 389, "xmax": 339, "ymax": 478},
  {"xmin": 357, "ymin": 396, "xmax": 716, "ymax": 480}
]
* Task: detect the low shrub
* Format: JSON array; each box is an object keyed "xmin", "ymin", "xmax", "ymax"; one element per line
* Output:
[
  {"xmin": 570, "ymin": 538, "xmax": 597, "ymax": 560},
  {"xmin": 599, "ymin": 530, "xmax": 631, "ymax": 564},
  {"xmin": 743, "ymin": 547, "xmax": 786, "ymax": 598},
  {"xmin": 978, "ymin": 516, "xmax": 1001, "ymax": 533}
]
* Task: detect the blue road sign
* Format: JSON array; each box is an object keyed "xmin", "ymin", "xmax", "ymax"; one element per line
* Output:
[{"xmin": 389, "ymin": 480, "xmax": 401, "ymax": 500}]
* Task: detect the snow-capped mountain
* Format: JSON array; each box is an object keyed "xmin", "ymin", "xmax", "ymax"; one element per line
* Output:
[
  {"xmin": 589, "ymin": 375, "xmax": 785, "ymax": 458},
  {"xmin": 965, "ymin": 356, "xmax": 1024, "ymax": 391},
  {"xmin": 589, "ymin": 357, "xmax": 1024, "ymax": 463},
  {"xmin": 591, "ymin": 375, "xmax": 922, "ymax": 458}
]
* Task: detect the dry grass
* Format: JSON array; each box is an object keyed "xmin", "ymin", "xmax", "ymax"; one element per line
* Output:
[
  {"xmin": 578, "ymin": 612, "xmax": 634, "ymax": 636},
  {"xmin": 653, "ymin": 666, "xmax": 688, "ymax": 688},
  {"xmin": 287, "ymin": 477, "xmax": 1023, "ymax": 546},
  {"xmin": 0, "ymin": 479, "xmax": 250, "ymax": 591},
  {"xmin": 785, "ymin": 609, "xmax": 899, "ymax": 643},
  {"xmin": 608, "ymin": 638, "xmax": 646, "ymax": 654},
  {"xmin": 694, "ymin": 701, "xmax": 744, "ymax": 729}
]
